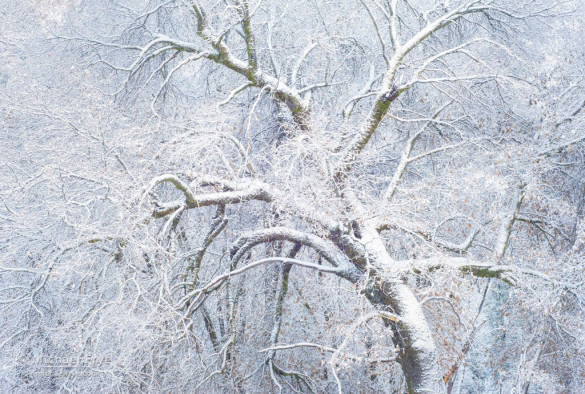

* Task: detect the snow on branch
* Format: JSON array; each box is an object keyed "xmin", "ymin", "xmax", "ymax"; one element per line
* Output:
[
  {"xmin": 179, "ymin": 257, "xmax": 348, "ymax": 315},
  {"xmin": 410, "ymin": 256, "xmax": 580, "ymax": 294},
  {"xmin": 338, "ymin": 1, "xmax": 487, "ymax": 178},
  {"xmin": 142, "ymin": 174, "xmax": 273, "ymax": 218}
]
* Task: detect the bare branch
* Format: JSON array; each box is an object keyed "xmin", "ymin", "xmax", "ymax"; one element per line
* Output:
[
  {"xmin": 359, "ymin": 0, "xmax": 390, "ymax": 66},
  {"xmin": 291, "ymin": 42, "xmax": 318, "ymax": 87},
  {"xmin": 217, "ymin": 82, "xmax": 254, "ymax": 107},
  {"xmin": 259, "ymin": 342, "xmax": 397, "ymax": 363},
  {"xmin": 343, "ymin": 64, "xmax": 381, "ymax": 119},
  {"xmin": 410, "ymin": 256, "xmax": 579, "ymax": 291},
  {"xmin": 495, "ymin": 182, "xmax": 525, "ymax": 259},
  {"xmin": 383, "ymin": 100, "xmax": 453, "ymax": 201}
]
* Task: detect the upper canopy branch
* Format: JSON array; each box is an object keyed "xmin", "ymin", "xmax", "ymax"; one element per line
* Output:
[
  {"xmin": 237, "ymin": 0, "xmax": 259, "ymax": 71},
  {"xmin": 188, "ymin": 1, "xmax": 311, "ymax": 127},
  {"xmin": 118, "ymin": 2, "xmax": 313, "ymax": 128},
  {"xmin": 337, "ymin": 1, "xmax": 486, "ymax": 178},
  {"xmin": 382, "ymin": 100, "xmax": 453, "ymax": 201}
]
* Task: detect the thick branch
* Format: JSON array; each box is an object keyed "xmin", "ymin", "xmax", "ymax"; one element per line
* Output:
[
  {"xmin": 128, "ymin": 6, "xmax": 311, "ymax": 128},
  {"xmin": 147, "ymin": 175, "xmax": 273, "ymax": 218},
  {"xmin": 337, "ymin": 1, "xmax": 484, "ymax": 178},
  {"xmin": 189, "ymin": 2, "xmax": 310, "ymax": 127},
  {"xmin": 238, "ymin": 0, "xmax": 258, "ymax": 72},
  {"xmin": 410, "ymin": 256, "xmax": 578, "ymax": 290}
]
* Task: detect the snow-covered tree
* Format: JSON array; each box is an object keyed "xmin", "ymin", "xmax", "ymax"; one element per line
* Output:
[{"xmin": 1, "ymin": 0, "xmax": 583, "ymax": 392}]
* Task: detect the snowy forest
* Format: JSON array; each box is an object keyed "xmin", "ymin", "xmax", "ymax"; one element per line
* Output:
[{"xmin": 1, "ymin": 0, "xmax": 584, "ymax": 392}]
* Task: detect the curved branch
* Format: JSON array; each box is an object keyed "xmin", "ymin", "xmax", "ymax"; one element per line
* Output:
[
  {"xmin": 146, "ymin": 175, "xmax": 273, "ymax": 218},
  {"xmin": 377, "ymin": 218, "xmax": 483, "ymax": 254},
  {"xmin": 259, "ymin": 341, "xmax": 397, "ymax": 363},
  {"xmin": 217, "ymin": 82, "xmax": 254, "ymax": 107},
  {"xmin": 291, "ymin": 42, "xmax": 318, "ymax": 87},
  {"xmin": 180, "ymin": 257, "xmax": 348, "ymax": 314},
  {"xmin": 342, "ymin": 64, "xmax": 381, "ymax": 119},
  {"xmin": 143, "ymin": 174, "xmax": 197, "ymax": 206},
  {"xmin": 228, "ymin": 227, "xmax": 355, "ymax": 276}
]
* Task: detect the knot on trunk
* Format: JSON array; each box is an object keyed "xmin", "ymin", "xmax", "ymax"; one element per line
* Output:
[{"xmin": 381, "ymin": 85, "xmax": 399, "ymax": 103}]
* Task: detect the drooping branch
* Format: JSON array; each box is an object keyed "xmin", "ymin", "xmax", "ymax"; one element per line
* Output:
[
  {"xmin": 228, "ymin": 227, "xmax": 357, "ymax": 276},
  {"xmin": 177, "ymin": 224, "xmax": 363, "ymax": 316},
  {"xmin": 179, "ymin": 257, "xmax": 351, "ymax": 315}
]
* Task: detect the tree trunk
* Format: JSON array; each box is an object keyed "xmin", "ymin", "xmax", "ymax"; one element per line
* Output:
[{"xmin": 360, "ymin": 228, "xmax": 446, "ymax": 393}]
